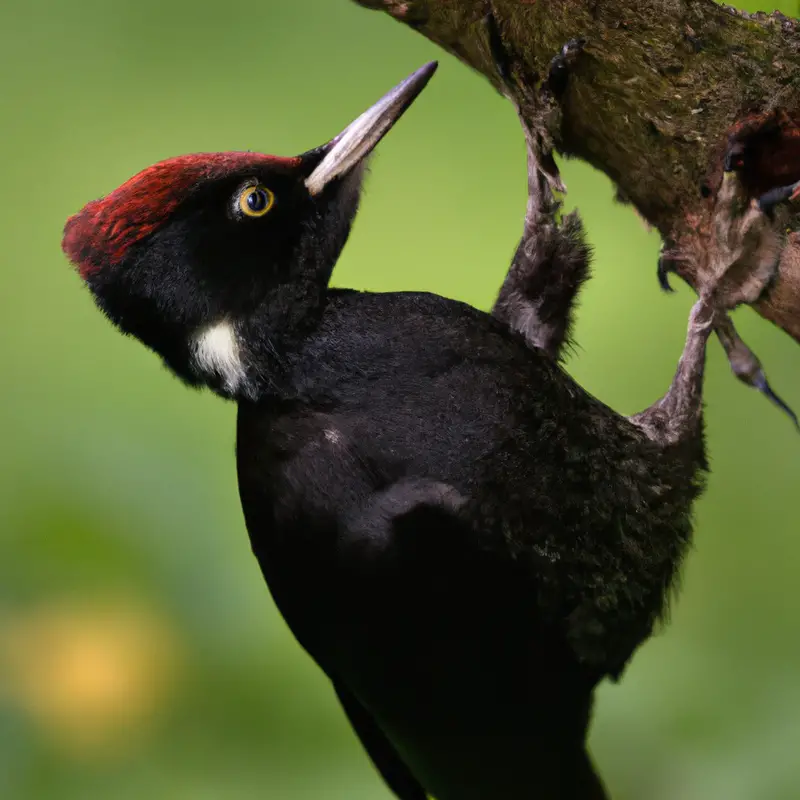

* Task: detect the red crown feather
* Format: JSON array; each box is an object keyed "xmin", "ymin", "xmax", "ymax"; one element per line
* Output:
[{"xmin": 62, "ymin": 152, "xmax": 299, "ymax": 278}]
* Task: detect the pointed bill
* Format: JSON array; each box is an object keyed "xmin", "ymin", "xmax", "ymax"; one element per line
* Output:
[{"xmin": 305, "ymin": 61, "xmax": 438, "ymax": 196}]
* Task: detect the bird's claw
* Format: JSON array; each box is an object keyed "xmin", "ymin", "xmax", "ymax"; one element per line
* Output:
[
  {"xmin": 484, "ymin": 10, "xmax": 585, "ymax": 111},
  {"xmin": 757, "ymin": 179, "xmax": 800, "ymax": 215},
  {"xmin": 544, "ymin": 38, "xmax": 586, "ymax": 100},
  {"xmin": 656, "ymin": 242, "xmax": 681, "ymax": 293},
  {"xmin": 750, "ymin": 370, "xmax": 800, "ymax": 430},
  {"xmin": 657, "ymin": 259, "xmax": 674, "ymax": 292},
  {"xmin": 716, "ymin": 314, "xmax": 799, "ymax": 431}
]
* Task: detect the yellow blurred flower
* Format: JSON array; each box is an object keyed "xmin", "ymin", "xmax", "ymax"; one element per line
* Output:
[{"xmin": 0, "ymin": 599, "xmax": 182, "ymax": 759}]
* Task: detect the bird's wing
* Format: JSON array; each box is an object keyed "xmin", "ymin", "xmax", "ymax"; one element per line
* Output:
[{"xmin": 333, "ymin": 681, "xmax": 428, "ymax": 800}]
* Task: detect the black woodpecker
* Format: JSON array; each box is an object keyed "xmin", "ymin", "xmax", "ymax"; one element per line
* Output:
[{"xmin": 62, "ymin": 61, "xmax": 781, "ymax": 799}]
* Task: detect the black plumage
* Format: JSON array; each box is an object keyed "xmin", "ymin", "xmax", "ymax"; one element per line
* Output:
[{"xmin": 63, "ymin": 63, "xmax": 721, "ymax": 799}]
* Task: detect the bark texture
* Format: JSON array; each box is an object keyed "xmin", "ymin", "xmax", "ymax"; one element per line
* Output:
[{"xmin": 353, "ymin": 0, "xmax": 800, "ymax": 343}]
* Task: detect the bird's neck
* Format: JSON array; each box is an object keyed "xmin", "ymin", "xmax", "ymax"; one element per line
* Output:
[{"xmin": 186, "ymin": 279, "xmax": 328, "ymax": 402}]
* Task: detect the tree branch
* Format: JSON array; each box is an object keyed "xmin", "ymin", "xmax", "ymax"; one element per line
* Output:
[{"xmin": 353, "ymin": 0, "xmax": 800, "ymax": 344}]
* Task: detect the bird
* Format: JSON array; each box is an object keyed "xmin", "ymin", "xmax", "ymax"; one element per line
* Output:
[{"xmin": 61, "ymin": 58, "xmax": 769, "ymax": 799}]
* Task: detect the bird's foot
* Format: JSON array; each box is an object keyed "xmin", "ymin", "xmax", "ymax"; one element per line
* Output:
[
  {"xmin": 483, "ymin": 11, "xmax": 584, "ymax": 194},
  {"xmin": 707, "ymin": 171, "xmax": 784, "ymax": 310},
  {"xmin": 757, "ymin": 179, "xmax": 800, "ymax": 215},
  {"xmin": 715, "ymin": 314, "xmax": 799, "ymax": 429},
  {"xmin": 700, "ymin": 171, "xmax": 799, "ymax": 428},
  {"xmin": 543, "ymin": 38, "xmax": 587, "ymax": 102},
  {"xmin": 630, "ymin": 295, "xmax": 715, "ymax": 446},
  {"xmin": 486, "ymin": 14, "xmax": 592, "ymax": 361}
]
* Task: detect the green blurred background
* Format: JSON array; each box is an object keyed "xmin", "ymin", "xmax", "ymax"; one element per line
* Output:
[{"xmin": 1, "ymin": 1, "xmax": 799, "ymax": 798}]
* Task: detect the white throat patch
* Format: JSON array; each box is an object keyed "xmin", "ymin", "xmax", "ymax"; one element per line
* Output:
[{"xmin": 192, "ymin": 320, "xmax": 246, "ymax": 394}]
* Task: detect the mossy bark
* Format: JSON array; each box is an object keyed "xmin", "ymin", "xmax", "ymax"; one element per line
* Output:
[{"xmin": 353, "ymin": 0, "xmax": 800, "ymax": 342}]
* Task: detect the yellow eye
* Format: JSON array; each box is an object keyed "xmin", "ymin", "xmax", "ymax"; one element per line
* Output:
[{"xmin": 238, "ymin": 184, "xmax": 274, "ymax": 218}]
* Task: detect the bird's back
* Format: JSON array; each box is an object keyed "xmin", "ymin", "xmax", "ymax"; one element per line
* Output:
[
  {"xmin": 239, "ymin": 288, "xmax": 702, "ymax": 667},
  {"xmin": 235, "ymin": 288, "xmax": 702, "ymax": 799}
]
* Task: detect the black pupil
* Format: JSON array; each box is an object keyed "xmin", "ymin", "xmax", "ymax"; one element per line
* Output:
[{"xmin": 247, "ymin": 188, "xmax": 268, "ymax": 212}]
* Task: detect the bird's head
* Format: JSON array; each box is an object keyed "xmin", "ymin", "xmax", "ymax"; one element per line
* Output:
[{"xmin": 62, "ymin": 62, "xmax": 437, "ymax": 399}]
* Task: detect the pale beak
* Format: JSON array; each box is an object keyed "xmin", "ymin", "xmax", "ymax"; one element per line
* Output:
[{"xmin": 304, "ymin": 61, "xmax": 438, "ymax": 196}]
